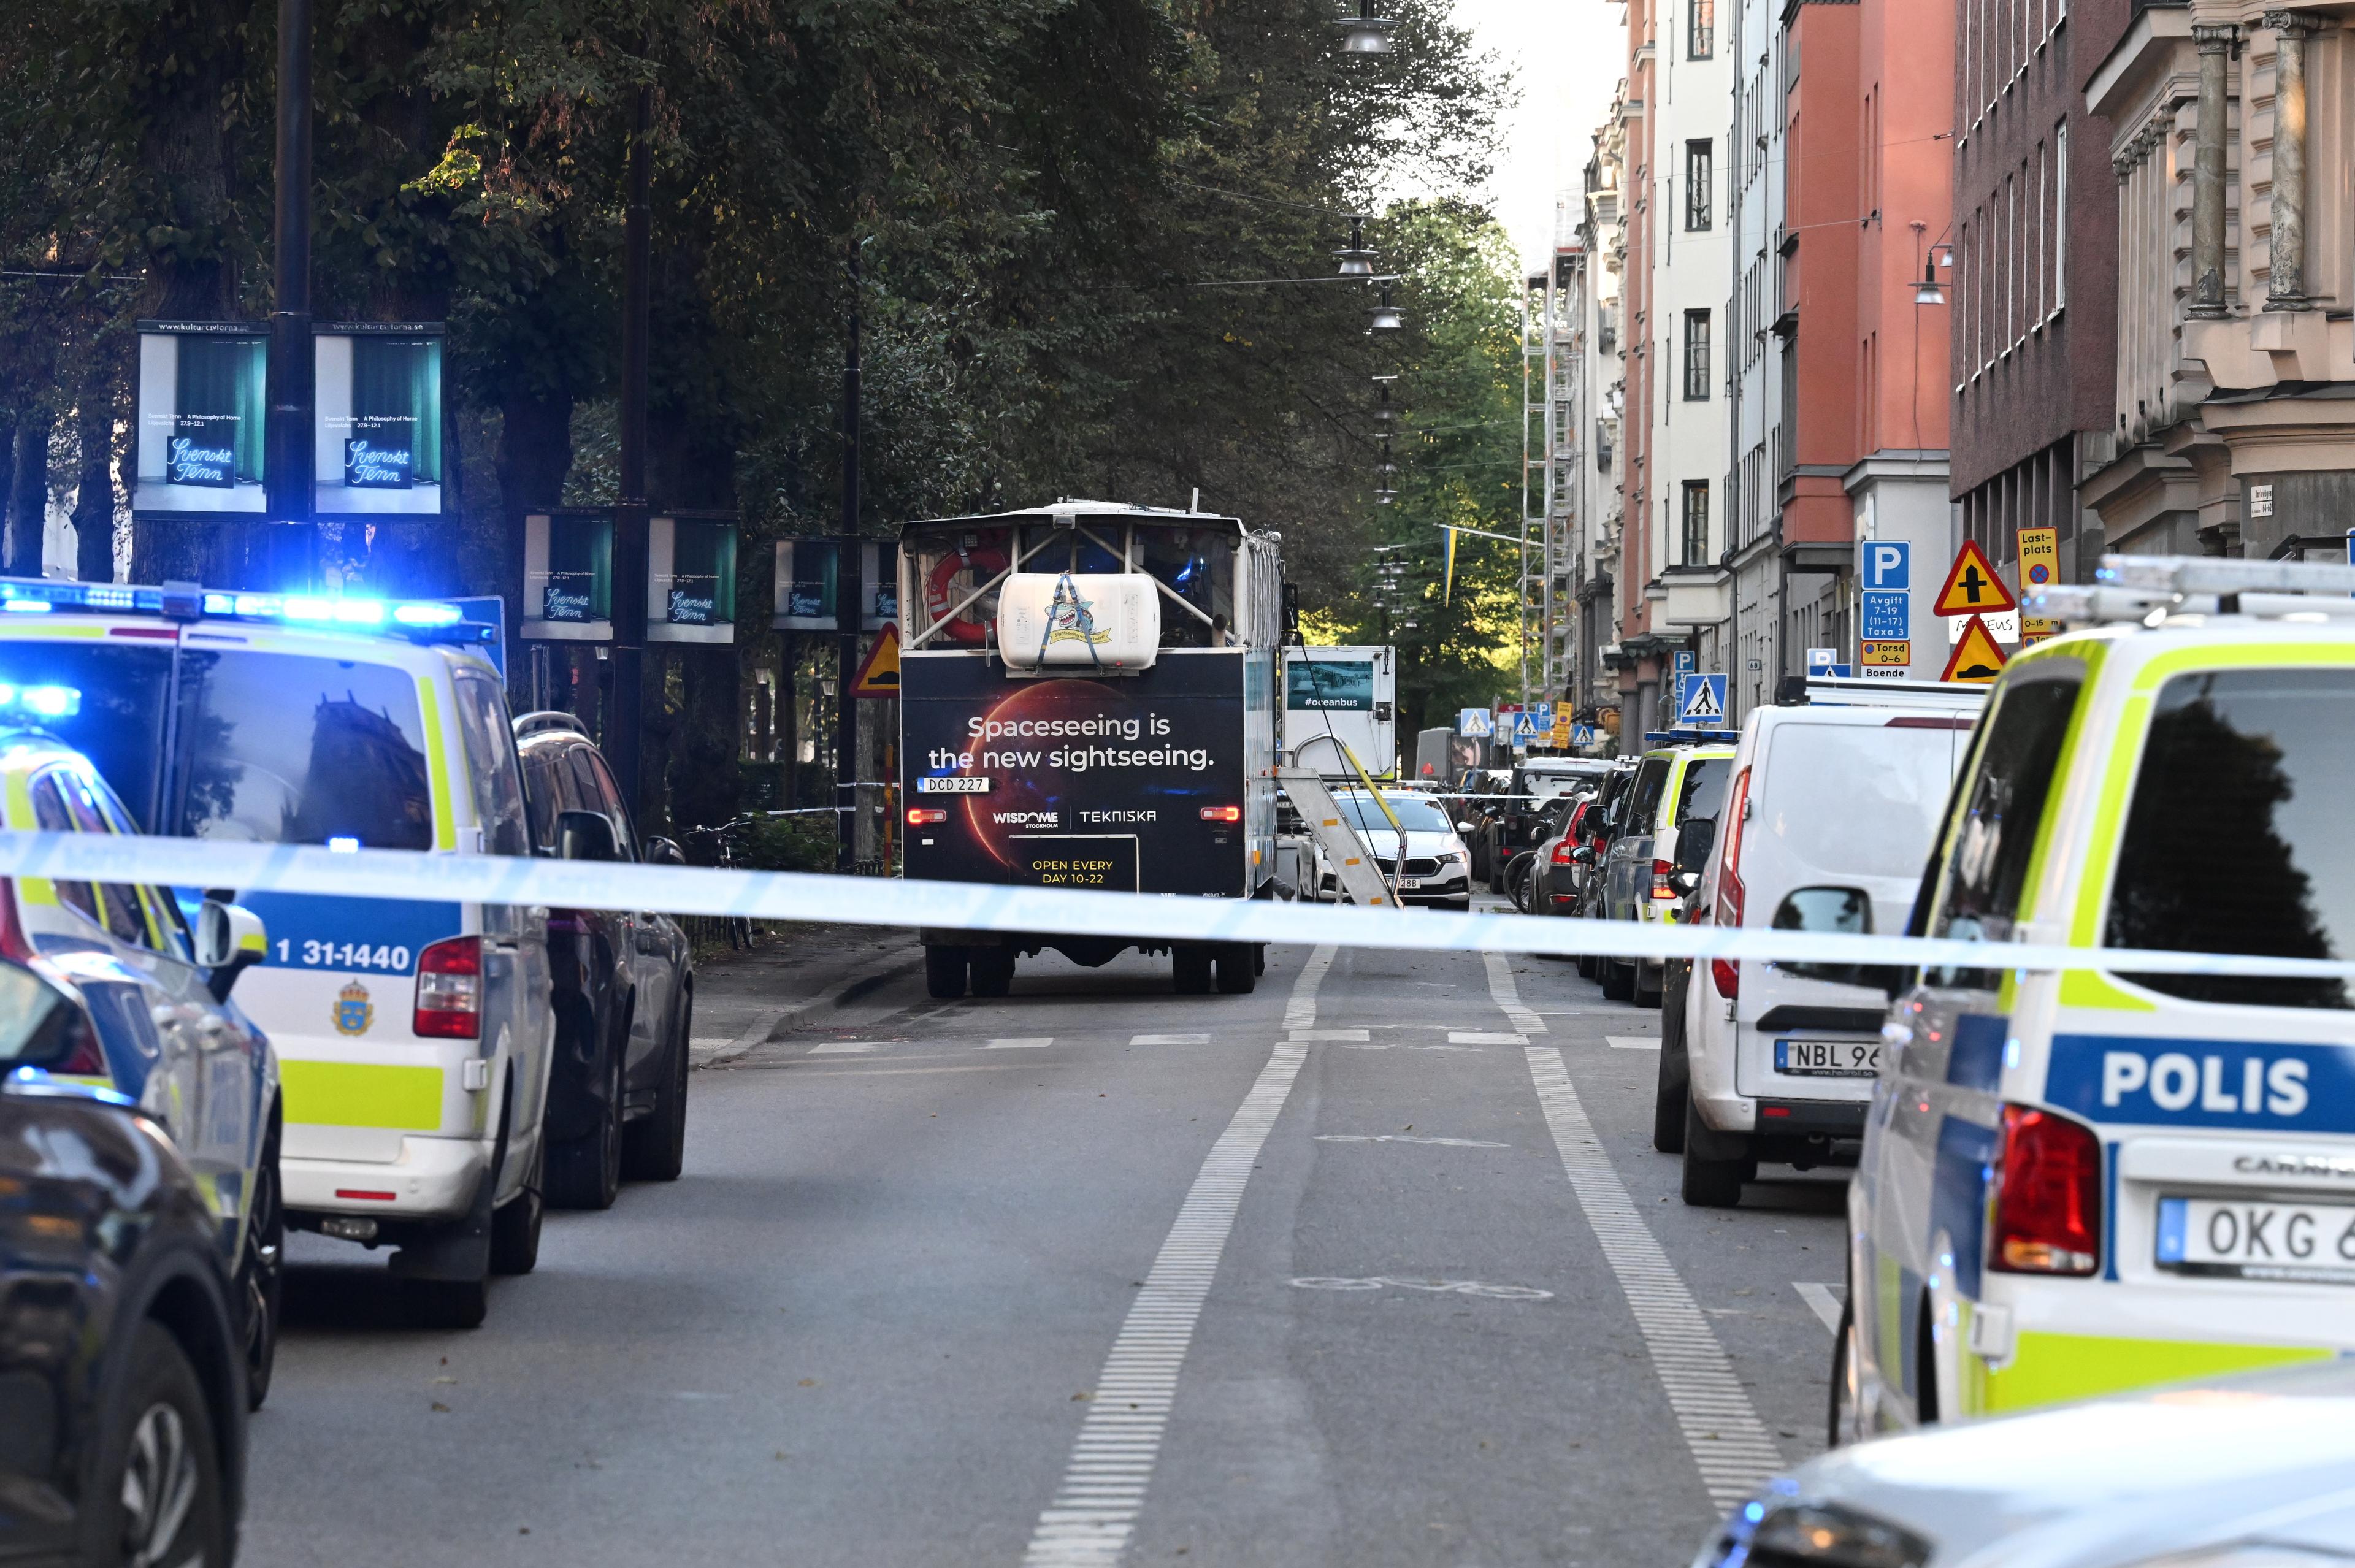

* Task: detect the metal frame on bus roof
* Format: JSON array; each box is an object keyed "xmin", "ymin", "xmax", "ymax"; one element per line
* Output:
[
  {"xmin": 0, "ymin": 574, "xmax": 499, "ymax": 649},
  {"xmin": 903, "ymin": 498, "xmax": 1246, "ymax": 533}
]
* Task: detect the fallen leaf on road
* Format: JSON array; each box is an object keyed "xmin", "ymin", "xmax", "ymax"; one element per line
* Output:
[{"xmin": 431, "ymin": 1402, "xmax": 451, "ymax": 1413}]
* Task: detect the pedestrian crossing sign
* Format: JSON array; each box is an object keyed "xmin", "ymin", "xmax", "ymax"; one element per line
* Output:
[{"xmin": 1676, "ymin": 673, "xmax": 1726, "ymax": 727}]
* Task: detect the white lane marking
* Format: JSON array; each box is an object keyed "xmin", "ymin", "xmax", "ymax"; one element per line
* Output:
[
  {"xmin": 1282, "ymin": 945, "xmax": 1336, "ymax": 1031},
  {"xmin": 1131, "ymin": 1033, "xmax": 1211, "ymax": 1046},
  {"xmin": 1289, "ymin": 1276, "xmax": 1552, "ymax": 1300},
  {"xmin": 1449, "ymin": 1030, "xmax": 1525, "ymax": 1045},
  {"xmin": 1482, "ymin": 953, "xmax": 1548, "ymax": 1036},
  {"xmin": 988, "ymin": 1037, "xmax": 1055, "ymax": 1050},
  {"xmin": 1336, "ymin": 1041, "xmax": 1484, "ymax": 1052},
  {"xmin": 1606, "ymin": 1036, "xmax": 1662, "ymax": 1052},
  {"xmin": 1794, "ymin": 1283, "xmax": 1844, "ymax": 1333},
  {"xmin": 806, "ymin": 1041, "xmax": 876, "ymax": 1055},
  {"xmin": 1020, "ymin": 970, "xmax": 1318, "ymax": 1567},
  {"xmin": 1289, "ymin": 1028, "xmax": 1368, "ymax": 1042},
  {"xmin": 1525, "ymin": 1047, "xmax": 1786, "ymax": 1509},
  {"xmin": 1312, "ymin": 1134, "xmax": 1509, "ymax": 1148}
]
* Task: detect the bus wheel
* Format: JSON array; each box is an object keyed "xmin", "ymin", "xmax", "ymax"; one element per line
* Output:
[
  {"xmin": 1172, "ymin": 946, "xmax": 1213, "ymax": 993},
  {"xmin": 970, "ymin": 949, "xmax": 1016, "ymax": 998},
  {"xmin": 925, "ymin": 945, "xmax": 969, "ymax": 999},
  {"xmin": 1214, "ymin": 944, "xmax": 1258, "ymax": 995}
]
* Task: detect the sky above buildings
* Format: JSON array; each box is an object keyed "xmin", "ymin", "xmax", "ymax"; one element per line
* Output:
[{"xmin": 1453, "ymin": 0, "xmax": 1629, "ymax": 275}]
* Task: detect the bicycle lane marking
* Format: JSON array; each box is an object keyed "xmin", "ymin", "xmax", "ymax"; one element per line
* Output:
[
  {"xmin": 1523, "ymin": 1047, "xmax": 1786, "ymax": 1512},
  {"xmin": 1019, "ymin": 946, "xmax": 1331, "ymax": 1567}
]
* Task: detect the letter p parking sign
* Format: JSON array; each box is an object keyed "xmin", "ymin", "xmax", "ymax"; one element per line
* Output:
[{"xmin": 1862, "ymin": 541, "xmax": 1910, "ymax": 591}]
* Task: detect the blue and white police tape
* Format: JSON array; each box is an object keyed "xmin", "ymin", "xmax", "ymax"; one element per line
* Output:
[{"xmin": 1, "ymin": 829, "xmax": 2349, "ymax": 983}]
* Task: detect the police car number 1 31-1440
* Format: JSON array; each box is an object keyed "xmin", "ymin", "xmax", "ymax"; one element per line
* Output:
[
  {"xmin": 276, "ymin": 939, "xmax": 414, "ymax": 971},
  {"xmin": 1778, "ymin": 1039, "xmax": 1882, "ymax": 1077}
]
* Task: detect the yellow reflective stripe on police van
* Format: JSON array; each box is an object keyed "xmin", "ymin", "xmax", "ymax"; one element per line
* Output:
[
  {"xmin": 280, "ymin": 1061, "xmax": 444, "ymax": 1130},
  {"xmin": 416, "ymin": 673, "xmax": 458, "ymax": 851},
  {"xmin": 1971, "ymin": 1329, "xmax": 2332, "ymax": 1415}
]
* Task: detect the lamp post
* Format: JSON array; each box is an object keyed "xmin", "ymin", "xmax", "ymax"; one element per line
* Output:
[
  {"xmin": 835, "ymin": 240, "xmax": 865, "ymax": 874},
  {"xmin": 262, "ymin": 0, "xmax": 315, "ymax": 588},
  {"xmin": 608, "ymin": 85, "xmax": 654, "ymax": 816},
  {"xmin": 1337, "ymin": 0, "xmax": 1396, "ymax": 53}
]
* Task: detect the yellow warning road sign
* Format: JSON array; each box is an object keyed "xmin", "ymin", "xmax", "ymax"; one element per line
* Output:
[
  {"xmin": 851, "ymin": 622, "xmax": 901, "ymax": 698},
  {"xmin": 2018, "ymin": 526, "xmax": 2059, "ymax": 635},
  {"xmin": 1939, "ymin": 615, "xmax": 2008, "ymax": 683},
  {"xmin": 1932, "ymin": 540, "xmax": 2017, "ymax": 617}
]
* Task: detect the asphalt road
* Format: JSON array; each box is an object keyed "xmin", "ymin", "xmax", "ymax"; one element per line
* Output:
[{"xmin": 243, "ymin": 919, "xmax": 1847, "ymax": 1567}]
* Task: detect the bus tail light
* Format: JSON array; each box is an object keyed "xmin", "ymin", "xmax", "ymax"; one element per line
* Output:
[
  {"xmin": 414, "ymin": 937, "xmax": 483, "ymax": 1039},
  {"xmin": 907, "ymin": 808, "xmax": 948, "ymax": 825},
  {"xmin": 1990, "ymin": 1104, "xmax": 2102, "ymax": 1275},
  {"xmin": 1200, "ymin": 806, "xmax": 1242, "ymax": 822}
]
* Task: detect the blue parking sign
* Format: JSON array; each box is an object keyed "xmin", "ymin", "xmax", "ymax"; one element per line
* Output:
[
  {"xmin": 1861, "ymin": 591, "xmax": 1910, "ymax": 641},
  {"xmin": 1861, "ymin": 541, "xmax": 1910, "ymax": 591}
]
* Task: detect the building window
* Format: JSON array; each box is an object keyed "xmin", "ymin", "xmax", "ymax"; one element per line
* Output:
[
  {"xmin": 1685, "ymin": 141, "xmax": 1713, "ymax": 231},
  {"xmin": 1689, "ymin": 0, "xmax": 1714, "ymax": 57},
  {"xmin": 1682, "ymin": 481, "xmax": 1710, "ymax": 566},
  {"xmin": 1682, "ymin": 310, "xmax": 1712, "ymax": 400}
]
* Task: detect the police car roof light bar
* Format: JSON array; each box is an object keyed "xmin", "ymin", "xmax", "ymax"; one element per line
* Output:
[
  {"xmin": 2096, "ymin": 554, "xmax": 2355, "ymax": 597},
  {"xmin": 0, "ymin": 575, "xmax": 494, "ymax": 648}
]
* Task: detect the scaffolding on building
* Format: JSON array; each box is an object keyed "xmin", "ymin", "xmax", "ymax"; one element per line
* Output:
[{"xmin": 1520, "ymin": 218, "xmax": 1587, "ymax": 712}]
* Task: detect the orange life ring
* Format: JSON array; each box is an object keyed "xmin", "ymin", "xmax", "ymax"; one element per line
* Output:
[{"xmin": 925, "ymin": 540, "xmax": 1009, "ymax": 644}]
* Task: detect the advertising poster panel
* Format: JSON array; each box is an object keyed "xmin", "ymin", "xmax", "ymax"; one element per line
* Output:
[
  {"xmin": 649, "ymin": 514, "xmax": 737, "ymax": 644},
  {"xmin": 900, "ymin": 652, "xmax": 1248, "ymax": 898},
  {"xmin": 313, "ymin": 324, "xmax": 446, "ymax": 520},
  {"xmin": 523, "ymin": 510, "xmax": 615, "ymax": 641},
  {"xmin": 132, "ymin": 322, "xmax": 270, "ymax": 518}
]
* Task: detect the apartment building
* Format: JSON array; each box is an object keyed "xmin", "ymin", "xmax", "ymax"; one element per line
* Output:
[{"xmin": 1725, "ymin": 0, "xmax": 1785, "ymax": 719}]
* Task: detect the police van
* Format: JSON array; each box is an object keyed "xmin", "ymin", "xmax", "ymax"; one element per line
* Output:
[
  {"xmin": 1838, "ymin": 556, "xmax": 2355, "ymax": 1438},
  {"xmin": 0, "ymin": 578, "xmax": 551, "ymax": 1328}
]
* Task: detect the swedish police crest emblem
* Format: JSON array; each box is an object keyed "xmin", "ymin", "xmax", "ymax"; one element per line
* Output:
[{"xmin": 333, "ymin": 980, "xmax": 374, "ymax": 1036}]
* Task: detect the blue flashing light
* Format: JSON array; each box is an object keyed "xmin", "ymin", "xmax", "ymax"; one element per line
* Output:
[
  {"xmin": 393, "ymin": 603, "xmax": 462, "ymax": 627},
  {"xmin": 334, "ymin": 600, "xmax": 385, "ymax": 626},
  {"xmin": 0, "ymin": 683, "xmax": 82, "ymax": 719},
  {"xmin": 327, "ymin": 836, "xmax": 361, "ymax": 853},
  {"xmin": 1, "ymin": 600, "xmax": 52, "ymax": 614}
]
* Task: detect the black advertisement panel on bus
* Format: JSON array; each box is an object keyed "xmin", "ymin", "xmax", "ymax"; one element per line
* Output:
[{"xmin": 901, "ymin": 650, "xmax": 1250, "ymax": 898}]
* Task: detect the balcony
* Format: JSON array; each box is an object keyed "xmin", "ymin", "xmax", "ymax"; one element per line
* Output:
[{"xmin": 1659, "ymin": 563, "xmax": 1732, "ymax": 627}]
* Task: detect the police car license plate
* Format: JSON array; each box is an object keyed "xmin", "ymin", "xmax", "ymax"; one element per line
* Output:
[
  {"xmin": 916, "ymin": 776, "xmax": 989, "ymax": 794},
  {"xmin": 1777, "ymin": 1039, "xmax": 1881, "ymax": 1077},
  {"xmin": 2156, "ymin": 1195, "xmax": 2355, "ymax": 1283}
]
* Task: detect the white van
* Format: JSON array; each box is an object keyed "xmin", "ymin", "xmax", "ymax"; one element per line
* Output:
[
  {"xmin": 1661, "ymin": 680, "xmax": 1982, "ymax": 1205},
  {"xmin": 0, "ymin": 578, "xmax": 552, "ymax": 1327}
]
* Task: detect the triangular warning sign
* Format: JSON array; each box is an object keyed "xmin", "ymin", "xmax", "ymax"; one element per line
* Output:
[
  {"xmin": 850, "ymin": 622, "xmax": 900, "ymax": 698},
  {"xmin": 1939, "ymin": 614, "xmax": 2008, "ymax": 683},
  {"xmin": 1932, "ymin": 540, "xmax": 2018, "ymax": 617}
]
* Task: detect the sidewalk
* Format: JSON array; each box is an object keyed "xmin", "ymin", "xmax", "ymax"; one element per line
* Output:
[{"xmin": 686, "ymin": 921, "xmax": 925, "ymax": 1069}]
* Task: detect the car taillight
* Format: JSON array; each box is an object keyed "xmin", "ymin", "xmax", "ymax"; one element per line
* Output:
[
  {"xmin": 1990, "ymin": 1104, "xmax": 2102, "ymax": 1275},
  {"xmin": 907, "ymin": 808, "xmax": 948, "ymax": 825},
  {"xmin": 1551, "ymin": 839, "xmax": 1579, "ymax": 865},
  {"xmin": 1199, "ymin": 806, "xmax": 1242, "ymax": 822},
  {"xmin": 1650, "ymin": 858, "xmax": 1677, "ymax": 900},
  {"xmin": 0, "ymin": 878, "xmax": 31, "ymax": 963},
  {"xmin": 1709, "ymin": 767, "xmax": 1752, "ymax": 992},
  {"xmin": 414, "ymin": 936, "xmax": 482, "ymax": 1039},
  {"xmin": 1711, "ymin": 958, "xmax": 1739, "ymax": 999}
]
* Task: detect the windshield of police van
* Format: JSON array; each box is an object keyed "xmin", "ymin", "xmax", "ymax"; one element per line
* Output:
[
  {"xmin": 0, "ymin": 641, "xmax": 174, "ymax": 830},
  {"xmin": 178, "ymin": 651, "xmax": 435, "ymax": 850},
  {"xmin": 1335, "ymin": 795, "xmax": 1453, "ymax": 834}
]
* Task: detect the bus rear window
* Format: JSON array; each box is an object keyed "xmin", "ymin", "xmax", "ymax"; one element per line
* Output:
[{"xmin": 178, "ymin": 651, "xmax": 435, "ymax": 851}]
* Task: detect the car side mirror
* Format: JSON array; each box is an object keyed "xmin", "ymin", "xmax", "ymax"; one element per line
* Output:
[
  {"xmin": 1570, "ymin": 846, "xmax": 1595, "ymax": 864},
  {"xmin": 1674, "ymin": 870, "xmax": 1702, "ymax": 895},
  {"xmin": 1456, "ymin": 820, "xmax": 1477, "ymax": 833},
  {"xmin": 644, "ymin": 837, "xmax": 686, "ymax": 868},
  {"xmin": 196, "ymin": 900, "xmax": 267, "ymax": 1002},
  {"xmin": 1674, "ymin": 817, "xmax": 1717, "ymax": 873},
  {"xmin": 557, "ymin": 810, "xmax": 621, "ymax": 863},
  {"xmin": 1772, "ymin": 885, "xmax": 1907, "ymax": 998}
]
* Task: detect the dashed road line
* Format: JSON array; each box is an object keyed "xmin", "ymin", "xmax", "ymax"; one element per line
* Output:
[
  {"xmin": 806, "ymin": 1041, "xmax": 877, "ymax": 1055},
  {"xmin": 1448, "ymin": 1030, "xmax": 1525, "ymax": 1045},
  {"xmin": 1605, "ymin": 1035, "xmax": 1662, "ymax": 1052},
  {"xmin": 1793, "ymin": 1283, "xmax": 1844, "ymax": 1333},
  {"xmin": 1289, "ymin": 1028, "xmax": 1368, "ymax": 1042},
  {"xmin": 1130, "ymin": 1033, "xmax": 1210, "ymax": 1046},
  {"xmin": 1020, "ymin": 949, "xmax": 1327, "ymax": 1567},
  {"xmin": 988, "ymin": 1037, "xmax": 1055, "ymax": 1050},
  {"xmin": 1482, "ymin": 954, "xmax": 1548, "ymax": 1036},
  {"xmin": 1525, "ymin": 1047, "xmax": 1786, "ymax": 1510}
]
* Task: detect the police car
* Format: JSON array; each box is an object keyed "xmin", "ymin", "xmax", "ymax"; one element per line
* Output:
[
  {"xmin": 0, "ymin": 578, "xmax": 552, "ymax": 1328},
  {"xmin": 1838, "ymin": 556, "xmax": 2355, "ymax": 1439},
  {"xmin": 0, "ymin": 709, "xmax": 283, "ymax": 1400}
]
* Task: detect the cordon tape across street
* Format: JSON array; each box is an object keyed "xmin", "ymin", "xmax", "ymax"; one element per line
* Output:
[{"xmin": 1, "ymin": 830, "xmax": 2349, "ymax": 982}]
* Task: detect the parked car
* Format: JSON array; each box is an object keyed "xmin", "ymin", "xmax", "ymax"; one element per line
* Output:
[
  {"xmin": 1310, "ymin": 790, "xmax": 1476, "ymax": 910},
  {"xmin": 1598, "ymin": 744, "xmax": 1735, "ymax": 1005},
  {"xmin": 1663, "ymin": 687, "xmax": 1980, "ymax": 1205},
  {"xmin": 0, "ymin": 716, "xmax": 285, "ymax": 1405},
  {"xmin": 1482, "ymin": 757, "xmax": 1618, "ymax": 893},
  {"xmin": 2, "ymin": 960, "xmax": 248, "ymax": 1566},
  {"xmin": 1530, "ymin": 794, "xmax": 1604, "ymax": 917},
  {"xmin": 1699, "ymin": 1358, "xmax": 2355, "ymax": 1568},
  {"xmin": 514, "ymin": 713, "xmax": 695, "ymax": 1208}
]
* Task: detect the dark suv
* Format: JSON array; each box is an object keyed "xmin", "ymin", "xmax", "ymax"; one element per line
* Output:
[{"xmin": 513, "ymin": 714, "xmax": 694, "ymax": 1208}]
